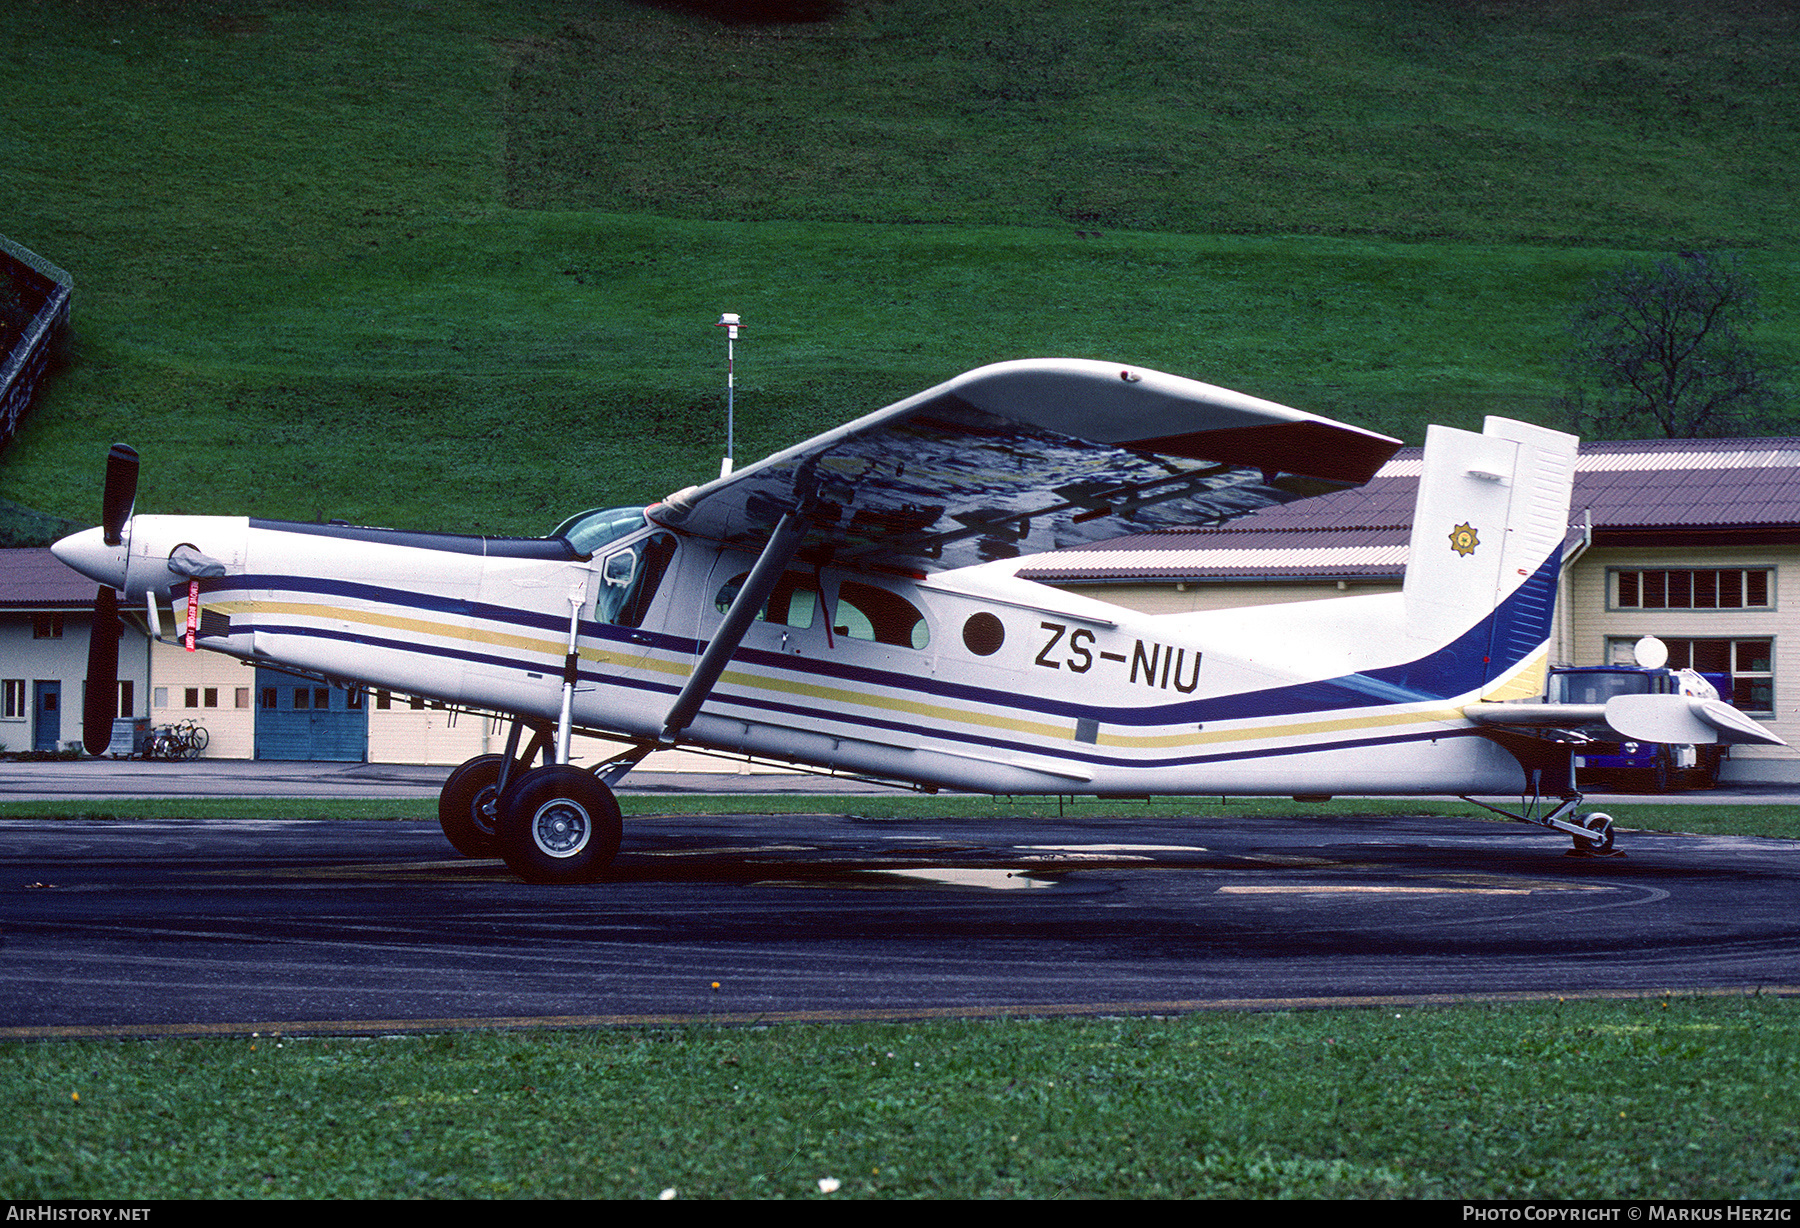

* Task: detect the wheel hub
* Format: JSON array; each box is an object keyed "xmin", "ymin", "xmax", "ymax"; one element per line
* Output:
[{"xmin": 531, "ymin": 800, "xmax": 591, "ymax": 858}]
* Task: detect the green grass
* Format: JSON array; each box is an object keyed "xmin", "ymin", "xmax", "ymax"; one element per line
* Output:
[
  {"xmin": 2, "ymin": 0, "xmax": 1797, "ymax": 538},
  {"xmin": 4, "ymin": 996, "xmax": 1796, "ymax": 1198},
  {"xmin": 506, "ymin": 0, "xmax": 1800, "ymax": 248},
  {"xmin": 4, "ymin": 793, "xmax": 1800, "ymax": 839}
]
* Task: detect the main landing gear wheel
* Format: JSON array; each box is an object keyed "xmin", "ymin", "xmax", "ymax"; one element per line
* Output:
[
  {"xmin": 437, "ymin": 754, "xmax": 520, "ymax": 858},
  {"xmin": 1574, "ymin": 811, "xmax": 1616, "ymax": 855},
  {"xmin": 494, "ymin": 764, "xmax": 622, "ymax": 884}
]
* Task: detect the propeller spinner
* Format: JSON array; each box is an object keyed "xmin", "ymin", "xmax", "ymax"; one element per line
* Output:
[{"xmin": 83, "ymin": 444, "xmax": 138, "ymax": 754}]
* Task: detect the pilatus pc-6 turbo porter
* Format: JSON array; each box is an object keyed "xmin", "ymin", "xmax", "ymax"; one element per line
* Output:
[{"xmin": 53, "ymin": 359, "xmax": 1782, "ymax": 881}]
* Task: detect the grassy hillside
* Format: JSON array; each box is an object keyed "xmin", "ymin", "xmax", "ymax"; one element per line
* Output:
[
  {"xmin": 509, "ymin": 0, "xmax": 1800, "ymax": 246},
  {"xmin": 1, "ymin": 0, "xmax": 1796, "ymax": 536}
]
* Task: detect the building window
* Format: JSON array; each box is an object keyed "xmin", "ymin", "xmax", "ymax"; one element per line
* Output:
[
  {"xmin": 184, "ymin": 688, "xmax": 199, "ymax": 708},
  {"xmin": 314, "ymin": 688, "xmax": 331, "ymax": 709},
  {"xmin": 117, "ymin": 680, "xmax": 133, "ymax": 719},
  {"xmin": 294, "ymin": 689, "xmax": 309, "ymax": 710},
  {"xmin": 375, "ymin": 690, "xmax": 392, "ymax": 710},
  {"xmin": 236, "ymin": 688, "xmax": 250, "ymax": 709},
  {"xmin": 3, "ymin": 680, "xmax": 23, "ymax": 718},
  {"xmin": 1609, "ymin": 636, "xmax": 1774, "ymax": 715},
  {"xmin": 203, "ymin": 687, "xmax": 218, "ymax": 708},
  {"xmin": 261, "ymin": 687, "xmax": 278, "ymax": 710},
  {"xmin": 154, "ymin": 687, "xmax": 169, "ymax": 709},
  {"xmin": 347, "ymin": 689, "xmax": 364, "ymax": 710},
  {"xmin": 1612, "ymin": 568, "xmax": 1772, "ymax": 610},
  {"xmin": 32, "ymin": 613, "xmax": 63, "ymax": 639}
]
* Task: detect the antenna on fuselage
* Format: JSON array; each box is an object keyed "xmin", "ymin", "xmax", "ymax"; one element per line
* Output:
[{"xmin": 715, "ymin": 312, "xmax": 742, "ymax": 478}]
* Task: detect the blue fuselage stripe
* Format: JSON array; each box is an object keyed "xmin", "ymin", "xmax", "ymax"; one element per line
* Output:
[{"xmin": 205, "ymin": 550, "xmax": 1557, "ymax": 736}]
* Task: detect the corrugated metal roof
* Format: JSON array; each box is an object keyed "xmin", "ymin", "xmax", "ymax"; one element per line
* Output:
[
  {"xmin": 1020, "ymin": 435, "xmax": 1800, "ymax": 582},
  {"xmin": 0, "ymin": 548, "xmax": 95, "ymax": 607},
  {"xmin": 1020, "ymin": 543, "xmax": 1408, "ymax": 582}
]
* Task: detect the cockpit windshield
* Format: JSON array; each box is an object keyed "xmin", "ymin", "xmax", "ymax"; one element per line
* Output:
[{"xmin": 552, "ymin": 506, "xmax": 648, "ymax": 558}]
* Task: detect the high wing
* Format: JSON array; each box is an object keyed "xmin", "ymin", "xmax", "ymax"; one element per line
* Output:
[{"xmin": 648, "ymin": 359, "xmax": 1401, "ymax": 574}]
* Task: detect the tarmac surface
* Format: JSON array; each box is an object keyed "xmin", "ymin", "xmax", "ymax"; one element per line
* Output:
[{"xmin": 3, "ymin": 788, "xmax": 1797, "ymax": 1038}]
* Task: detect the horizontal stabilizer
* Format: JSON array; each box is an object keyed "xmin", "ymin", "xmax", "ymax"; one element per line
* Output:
[{"xmin": 1465, "ymin": 695, "xmax": 1785, "ymax": 747}]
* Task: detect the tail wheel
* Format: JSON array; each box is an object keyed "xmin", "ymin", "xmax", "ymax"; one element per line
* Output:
[
  {"xmin": 437, "ymin": 754, "xmax": 519, "ymax": 858},
  {"xmin": 1575, "ymin": 812, "xmax": 1615, "ymax": 854},
  {"xmin": 494, "ymin": 765, "xmax": 622, "ymax": 884}
]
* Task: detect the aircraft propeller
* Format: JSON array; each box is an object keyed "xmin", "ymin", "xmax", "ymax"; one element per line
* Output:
[{"xmin": 83, "ymin": 443, "xmax": 138, "ymax": 754}]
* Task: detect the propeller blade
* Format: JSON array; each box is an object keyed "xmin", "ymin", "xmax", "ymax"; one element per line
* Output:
[
  {"xmin": 84, "ymin": 585, "xmax": 121, "ymax": 756},
  {"xmin": 102, "ymin": 443, "xmax": 139, "ymax": 546}
]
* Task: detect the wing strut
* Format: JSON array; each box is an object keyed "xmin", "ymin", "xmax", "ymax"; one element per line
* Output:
[{"xmin": 660, "ymin": 508, "xmax": 812, "ymax": 745}]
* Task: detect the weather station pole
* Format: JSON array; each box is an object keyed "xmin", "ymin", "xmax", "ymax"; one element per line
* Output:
[{"xmin": 716, "ymin": 312, "xmax": 742, "ymax": 478}]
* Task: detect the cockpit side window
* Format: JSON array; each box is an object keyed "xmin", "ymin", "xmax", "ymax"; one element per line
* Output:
[
  {"xmin": 714, "ymin": 571, "xmax": 818, "ymax": 629},
  {"xmin": 597, "ymin": 532, "xmax": 677, "ymax": 628}
]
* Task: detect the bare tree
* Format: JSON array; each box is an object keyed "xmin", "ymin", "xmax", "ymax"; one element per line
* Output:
[{"xmin": 1565, "ymin": 251, "xmax": 1783, "ymax": 438}]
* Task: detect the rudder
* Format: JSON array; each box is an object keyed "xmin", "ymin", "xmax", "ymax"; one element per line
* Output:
[{"xmin": 1402, "ymin": 417, "xmax": 1578, "ymax": 697}]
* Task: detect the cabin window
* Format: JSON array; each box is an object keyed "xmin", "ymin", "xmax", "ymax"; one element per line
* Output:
[
  {"xmin": 834, "ymin": 580, "xmax": 929, "ymax": 649},
  {"xmin": 714, "ymin": 571, "xmax": 820, "ymax": 630}
]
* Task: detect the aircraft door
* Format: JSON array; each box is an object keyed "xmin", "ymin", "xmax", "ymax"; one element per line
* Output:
[
  {"xmin": 702, "ymin": 553, "xmax": 825, "ymax": 660},
  {"xmin": 588, "ymin": 531, "xmax": 680, "ymax": 683}
]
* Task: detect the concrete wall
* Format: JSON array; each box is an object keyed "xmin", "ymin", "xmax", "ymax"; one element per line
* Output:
[{"xmin": 0, "ymin": 611, "xmax": 150, "ymax": 753}]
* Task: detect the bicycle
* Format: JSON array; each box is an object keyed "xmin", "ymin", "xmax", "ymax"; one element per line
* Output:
[{"xmin": 145, "ymin": 720, "xmax": 208, "ymax": 760}]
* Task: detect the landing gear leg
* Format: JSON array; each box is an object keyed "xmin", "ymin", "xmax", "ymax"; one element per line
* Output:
[{"xmin": 1460, "ymin": 792, "xmax": 1624, "ymax": 857}]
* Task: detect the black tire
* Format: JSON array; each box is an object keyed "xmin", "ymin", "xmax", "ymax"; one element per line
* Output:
[
  {"xmin": 494, "ymin": 764, "xmax": 622, "ymax": 884},
  {"xmin": 437, "ymin": 754, "xmax": 518, "ymax": 858}
]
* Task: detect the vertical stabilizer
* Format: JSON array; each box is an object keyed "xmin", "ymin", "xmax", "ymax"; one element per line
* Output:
[{"xmin": 1403, "ymin": 417, "xmax": 1578, "ymax": 697}]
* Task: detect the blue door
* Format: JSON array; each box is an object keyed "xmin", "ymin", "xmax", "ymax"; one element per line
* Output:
[
  {"xmin": 33, "ymin": 681, "xmax": 60, "ymax": 752},
  {"xmin": 253, "ymin": 667, "xmax": 367, "ymax": 761}
]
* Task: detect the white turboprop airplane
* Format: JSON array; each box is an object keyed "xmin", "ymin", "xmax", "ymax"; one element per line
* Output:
[{"xmin": 52, "ymin": 359, "xmax": 1782, "ymax": 881}]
